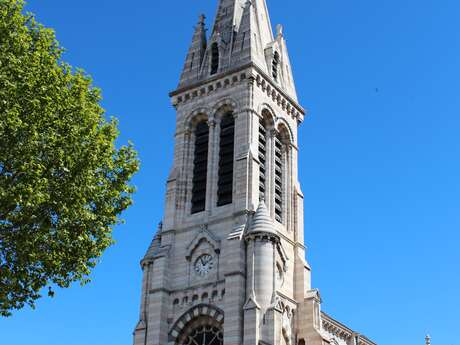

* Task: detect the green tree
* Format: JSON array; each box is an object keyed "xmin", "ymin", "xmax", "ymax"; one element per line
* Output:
[{"xmin": 0, "ymin": 0, "xmax": 139, "ymax": 316}]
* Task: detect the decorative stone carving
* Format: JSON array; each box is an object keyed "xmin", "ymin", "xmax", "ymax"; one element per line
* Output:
[{"xmin": 282, "ymin": 310, "xmax": 292, "ymax": 345}]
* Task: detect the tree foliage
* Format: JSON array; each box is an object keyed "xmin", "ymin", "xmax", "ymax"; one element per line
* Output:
[{"xmin": 0, "ymin": 0, "xmax": 139, "ymax": 316}]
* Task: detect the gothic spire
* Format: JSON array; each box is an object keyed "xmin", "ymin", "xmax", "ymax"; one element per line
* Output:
[
  {"xmin": 210, "ymin": 0, "xmax": 273, "ymax": 44},
  {"xmin": 176, "ymin": 0, "xmax": 298, "ymax": 102},
  {"xmin": 178, "ymin": 14, "xmax": 207, "ymax": 87}
]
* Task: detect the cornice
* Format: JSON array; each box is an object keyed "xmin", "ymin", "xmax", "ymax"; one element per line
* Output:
[
  {"xmin": 321, "ymin": 311, "xmax": 377, "ymax": 345},
  {"xmin": 169, "ymin": 63, "xmax": 305, "ymax": 124}
]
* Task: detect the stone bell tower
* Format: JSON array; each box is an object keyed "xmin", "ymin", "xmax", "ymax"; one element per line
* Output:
[{"xmin": 133, "ymin": 1, "xmax": 376, "ymax": 345}]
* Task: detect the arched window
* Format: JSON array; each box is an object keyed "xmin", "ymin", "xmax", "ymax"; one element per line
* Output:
[
  {"xmin": 274, "ymin": 132, "xmax": 285, "ymax": 223},
  {"xmin": 176, "ymin": 316, "xmax": 223, "ymax": 345},
  {"xmin": 217, "ymin": 113, "xmax": 235, "ymax": 206},
  {"xmin": 173, "ymin": 298, "xmax": 180, "ymax": 305},
  {"xmin": 258, "ymin": 117, "xmax": 268, "ymax": 200},
  {"xmin": 211, "ymin": 290, "xmax": 219, "ymax": 300},
  {"xmin": 192, "ymin": 121, "xmax": 209, "ymax": 214},
  {"xmin": 272, "ymin": 52, "xmax": 280, "ymax": 81},
  {"xmin": 211, "ymin": 43, "xmax": 219, "ymax": 75},
  {"xmin": 183, "ymin": 325, "xmax": 222, "ymax": 345}
]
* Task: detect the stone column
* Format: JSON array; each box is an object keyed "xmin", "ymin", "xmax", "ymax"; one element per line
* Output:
[
  {"xmin": 297, "ymin": 290, "xmax": 326, "ymax": 345},
  {"xmin": 243, "ymin": 299, "xmax": 261, "ymax": 345},
  {"xmin": 181, "ymin": 128, "xmax": 193, "ymax": 218},
  {"xmin": 243, "ymin": 237, "xmax": 260, "ymax": 345},
  {"xmin": 253, "ymin": 237, "xmax": 274, "ymax": 309},
  {"xmin": 286, "ymin": 144, "xmax": 293, "ymax": 231},
  {"xmin": 223, "ymin": 234, "xmax": 246, "ymax": 345},
  {"xmin": 233, "ymin": 109, "xmax": 251, "ymax": 212},
  {"xmin": 206, "ymin": 117, "xmax": 217, "ymax": 214},
  {"xmin": 133, "ymin": 261, "xmax": 152, "ymax": 345},
  {"xmin": 144, "ymin": 255, "xmax": 171, "ymax": 345},
  {"xmin": 268, "ymin": 128, "xmax": 276, "ymax": 219},
  {"xmin": 263, "ymin": 304, "xmax": 283, "ymax": 345}
]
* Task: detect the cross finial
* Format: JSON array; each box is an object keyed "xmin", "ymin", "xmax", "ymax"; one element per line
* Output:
[
  {"xmin": 198, "ymin": 14, "xmax": 206, "ymax": 25},
  {"xmin": 425, "ymin": 335, "xmax": 431, "ymax": 345}
]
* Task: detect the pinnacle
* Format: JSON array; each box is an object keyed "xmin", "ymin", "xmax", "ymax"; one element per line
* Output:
[{"xmin": 247, "ymin": 201, "xmax": 278, "ymax": 236}]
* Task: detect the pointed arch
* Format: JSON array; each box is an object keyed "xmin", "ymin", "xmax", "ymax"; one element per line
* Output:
[{"xmin": 186, "ymin": 227, "xmax": 221, "ymax": 260}]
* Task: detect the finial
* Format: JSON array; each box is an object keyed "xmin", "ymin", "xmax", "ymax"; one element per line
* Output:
[
  {"xmin": 198, "ymin": 14, "xmax": 206, "ymax": 25},
  {"xmin": 276, "ymin": 24, "xmax": 284, "ymax": 37},
  {"xmin": 425, "ymin": 335, "xmax": 431, "ymax": 345}
]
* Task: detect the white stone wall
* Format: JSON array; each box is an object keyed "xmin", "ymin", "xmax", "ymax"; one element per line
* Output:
[{"xmin": 133, "ymin": 2, "xmax": 376, "ymax": 341}]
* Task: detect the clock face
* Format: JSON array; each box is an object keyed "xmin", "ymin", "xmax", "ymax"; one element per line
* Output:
[{"xmin": 194, "ymin": 254, "xmax": 214, "ymax": 277}]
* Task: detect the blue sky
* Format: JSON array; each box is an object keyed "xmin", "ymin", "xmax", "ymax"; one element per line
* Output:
[{"xmin": 2, "ymin": 0, "xmax": 459, "ymax": 344}]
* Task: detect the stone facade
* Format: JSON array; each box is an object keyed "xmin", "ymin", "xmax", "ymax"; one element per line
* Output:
[{"xmin": 133, "ymin": 1, "xmax": 376, "ymax": 345}]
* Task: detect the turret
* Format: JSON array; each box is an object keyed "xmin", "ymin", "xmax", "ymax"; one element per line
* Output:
[
  {"xmin": 245, "ymin": 201, "xmax": 278, "ymax": 310},
  {"xmin": 243, "ymin": 201, "xmax": 284, "ymax": 345}
]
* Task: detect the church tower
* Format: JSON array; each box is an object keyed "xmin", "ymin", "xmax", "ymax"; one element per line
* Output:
[{"xmin": 133, "ymin": 2, "xmax": 376, "ymax": 345}]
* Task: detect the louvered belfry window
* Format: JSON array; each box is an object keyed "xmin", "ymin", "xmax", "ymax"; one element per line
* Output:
[
  {"xmin": 211, "ymin": 43, "xmax": 219, "ymax": 75},
  {"xmin": 272, "ymin": 52, "xmax": 280, "ymax": 81},
  {"xmin": 258, "ymin": 117, "xmax": 267, "ymax": 201},
  {"xmin": 274, "ymin": 134, "xmax": 284, "ymax": 223},
  {"xmin": 191, "ymin": 121, "xmax": 209, "ymax": 214},
  {"xmin": 217, "ymin": 113, "xmax": 235, "ymax": 206}
]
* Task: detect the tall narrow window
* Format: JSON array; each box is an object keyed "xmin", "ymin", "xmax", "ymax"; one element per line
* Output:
[
  {"xmin": 191, "ymin": 121, "xmax": 209, "ymax": 214},
  {"xmin": 274, "ymin": 133, "xmax": 284, "ymax": 223},
  {"xmin": 272, "ymin": 52, "xmax": 280, "ymax": 81},
  {"xmin": 258, "ymin": 117, "xmax": 267, "ymax": 200},
  {"xmin": 217, "ymin": 113, "xmax": 235, "ymax": 206},
  {"xmin": 211, "ymin": 43, "xmax": 219, "ymax": 75}
]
